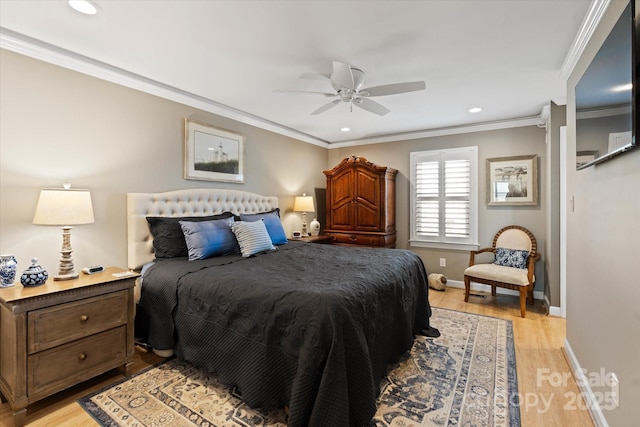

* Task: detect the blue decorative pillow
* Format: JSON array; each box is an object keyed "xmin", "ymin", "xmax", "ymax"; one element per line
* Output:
[
  {"xmin": 231, "ymin": 220, "xmax": 276, "ymax": 257},
  {"xmin": 494, "ymin": 247, "xmax": 529, "ymax": 269},
  {"xmin": 240, "ymin": 210, "xmax": 287, "ymax": 245},
  {"xmin": 179, "ymin": 217, "xmax": 239, "ymax": 261}
]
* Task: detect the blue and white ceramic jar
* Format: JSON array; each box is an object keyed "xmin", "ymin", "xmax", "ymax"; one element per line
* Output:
[
  {"xmin": 0, "ymin": 254, "xmax": 18, "ymax": 288},
  {"xmin": 20, "ymin": 258, "xmax": 48, "ymax": 287}
]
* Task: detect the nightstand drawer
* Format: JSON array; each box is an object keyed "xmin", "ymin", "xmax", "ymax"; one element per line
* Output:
[
  {"xmin": 28, "ymin": 290, "xmax": 128, "ymax": 353},
  {"xmin": 27, "ymin": 326, "xmax": 126, "ymax": 398}
]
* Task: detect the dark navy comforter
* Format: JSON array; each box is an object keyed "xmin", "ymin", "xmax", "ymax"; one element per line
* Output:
[{"xmin": 138, "ymin": 241, "xmax": 432, "ymax": 426}]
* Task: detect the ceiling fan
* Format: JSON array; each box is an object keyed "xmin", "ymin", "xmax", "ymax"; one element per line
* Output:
[{"xmin": 277, "ymin": 61, "xmax": 426, "ymax": 116}]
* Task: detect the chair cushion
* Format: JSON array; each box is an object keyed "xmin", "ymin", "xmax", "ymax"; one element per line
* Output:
[{"xmin": 464, "ymin": 263, "xmax": 534, "ymax": 286}]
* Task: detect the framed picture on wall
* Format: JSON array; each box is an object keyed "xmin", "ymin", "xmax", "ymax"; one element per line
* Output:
[
  {"xmin": 486, "ymin": 155, "xmax": 538, "ymax": 206},
  {"xmin": 184, "ymin": 119, "xmax": 244, "ymax": 183}
]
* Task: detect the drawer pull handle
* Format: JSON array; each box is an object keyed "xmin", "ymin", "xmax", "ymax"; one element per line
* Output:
[
  {"xmin": 80, "ymin": 315, "xmax": 89, "ymax": 322},
  {"xmin": 78, "ymin": 353, "xmax": 87, "ymax": 361}
]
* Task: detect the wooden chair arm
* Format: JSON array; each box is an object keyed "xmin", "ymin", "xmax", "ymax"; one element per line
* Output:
[
  {"xmin": 526, "ymin": 252, "xmax": 541, "ymax": 282},
  {"xmin": 468, "ymin": 247, "xmax": 495, "ymax": 266},
  {"xmin": 528, "ymin": 252, "xmax": 541, "ymax": 266}
]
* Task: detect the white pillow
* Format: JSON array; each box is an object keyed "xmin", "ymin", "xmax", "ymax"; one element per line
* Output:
[{"xmin": 231, "ymin": 220, "xmax": 276, "ymax": 257}]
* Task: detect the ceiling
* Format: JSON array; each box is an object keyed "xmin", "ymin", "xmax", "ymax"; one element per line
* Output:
[{"xmin": 0, "ymin": 0, "xmax": 593, "ymax": 145}]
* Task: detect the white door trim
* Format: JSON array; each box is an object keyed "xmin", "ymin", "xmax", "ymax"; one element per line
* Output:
[{"xmin": 560, "ymin": 126, "xmax": 567, "ymax": 318}]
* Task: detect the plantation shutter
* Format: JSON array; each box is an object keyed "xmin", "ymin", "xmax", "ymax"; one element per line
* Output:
[
  {"xmin": 410, "ymin": 147, "xmax": 478, "ymax": 248},
  {"xmin": 414, "ymin": 153, "xmax": 440, "ymax": 239},
  {"xmin": 444, "ymin": 158, "xmax": 471, "ymax": 239}
]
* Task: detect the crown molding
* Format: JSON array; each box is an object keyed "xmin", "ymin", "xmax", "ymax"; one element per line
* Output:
[
  {"xmin": 2, "ymin": 27, "xmax": 548, "ymax": 150},
  {"xmin": 560, "ymin": 0, "xmax": 611, "ymax": 79},
  {"xmin": 0, "ymin": 27, "xmax": 330, "ymax": 148},
  {"xmin": 328, "ymin": 116, "xmax": 541, "ymax": 149}
]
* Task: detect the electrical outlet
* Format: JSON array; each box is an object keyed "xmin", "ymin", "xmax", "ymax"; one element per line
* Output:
[{"xmin": 439, "ymin": 258, "xmax": 446, "ymax": 267}]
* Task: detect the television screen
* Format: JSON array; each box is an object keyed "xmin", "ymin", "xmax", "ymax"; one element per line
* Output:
[{"xmin": 575, "ymin": 0, "xmax": 637, "ymax": 169}]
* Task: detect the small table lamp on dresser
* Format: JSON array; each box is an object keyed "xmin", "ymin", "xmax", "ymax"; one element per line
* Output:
[{"xmin": 32, "ymin": 183, "xmax": 94, "ymax": 280}]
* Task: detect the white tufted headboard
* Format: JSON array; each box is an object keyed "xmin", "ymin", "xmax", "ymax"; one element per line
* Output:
[{"xmin": 127, "ymin": 188, "xmax": 279, "ymax": 270}]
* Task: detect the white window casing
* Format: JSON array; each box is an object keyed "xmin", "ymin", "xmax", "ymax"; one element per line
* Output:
[{"xmin": 410, "ymin": 146, "xmax": 479, "ymax": 250}]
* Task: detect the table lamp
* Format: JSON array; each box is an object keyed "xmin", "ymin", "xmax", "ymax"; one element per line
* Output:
[
  {"xmin": 32, "ymin": 184, "xmax": 94, "ymax": 280},
  {"xmin": 293, "ymin": 194, "xmax": 315, "ymax": 237}
]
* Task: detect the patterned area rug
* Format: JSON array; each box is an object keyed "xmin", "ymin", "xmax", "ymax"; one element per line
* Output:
[{"xmin": 79, "ymin": 307, "xmax": 520, "ymax": 426}]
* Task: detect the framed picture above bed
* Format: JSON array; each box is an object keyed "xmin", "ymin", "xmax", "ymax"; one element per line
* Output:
[
  {"xmin": 486, "ymin": 154, "xmax": 538, "ymax": 206},
  {"xmin": 184, "ymin": 119, "xmax": 244, "ymax": 183}
]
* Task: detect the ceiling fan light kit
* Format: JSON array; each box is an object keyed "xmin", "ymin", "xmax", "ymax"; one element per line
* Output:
[{"xmin": 280, "ymin": 61, "xmax": 426, "ymax": 116}]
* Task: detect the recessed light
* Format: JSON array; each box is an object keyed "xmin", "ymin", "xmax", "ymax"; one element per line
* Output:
[
  {"xmin": 340, "ymin": 127, "xmax": 351, "ymax": 132},
  {"xmin": 468, "ymin": 107, "xmax": 483, "ymax": 113},
  {"xmin": 68, "ymin": 0, "xmax": 100, "ymax": 15}
]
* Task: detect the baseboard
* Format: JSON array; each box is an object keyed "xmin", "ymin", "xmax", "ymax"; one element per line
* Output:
[
  {"xmin": 543, "ymin": 294, "xmax": 563, "ymax": 317},
  {"xmin": 446, "ymin": 279, "xmax": 544, "ymax": 300},
  {"xmin": 562, "ymin": 339, "xmax": 609, "ymax": 427}
]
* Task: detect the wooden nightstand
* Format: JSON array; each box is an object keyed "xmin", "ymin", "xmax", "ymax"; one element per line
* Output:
[
  {"xmin": 0, "ymin": 267, "xmax": 137, "ymax": 427},
  {"xmin": 299, "ymin": 235, "xmax": 334, "ymax": 244}
]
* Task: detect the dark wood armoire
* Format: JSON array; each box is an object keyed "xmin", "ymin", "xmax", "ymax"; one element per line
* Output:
[{"xmin": 323, "ymin": 155, "xmax": 397, "ymax": 248}]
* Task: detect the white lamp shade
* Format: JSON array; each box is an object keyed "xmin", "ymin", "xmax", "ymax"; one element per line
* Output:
[
  {"xmin": 293, "ymin": 196, "xmax": 315, "ymax": 212},
  {"xmin": 33, "ymin": 188, "xmax": 95, "ymax": 225}
]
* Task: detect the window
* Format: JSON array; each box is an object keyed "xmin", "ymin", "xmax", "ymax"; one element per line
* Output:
[{"xmin": 410, "ymin": 146, "xmax": 478, "ymax": 250}]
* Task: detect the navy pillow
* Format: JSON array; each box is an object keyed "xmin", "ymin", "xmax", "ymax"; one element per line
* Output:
[
  {"xmin": 147, "ymin": 212, "xmax": 234, "ymax": 258},
  {"xmin": 239, "ymin": 209, "xmax": 287, "ymax": 245},
  {"xmin": 179, "ymin": 217, "xmax": 239, "ymax": 260},
  {"xmin": 494, "ymin": 247, "xmax": 529, "ymax": 269}
]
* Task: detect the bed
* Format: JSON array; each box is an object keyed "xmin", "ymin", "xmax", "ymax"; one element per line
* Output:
[{"xmin": 127, "ymin": 188, "xmax": 436, "ymax": 427}]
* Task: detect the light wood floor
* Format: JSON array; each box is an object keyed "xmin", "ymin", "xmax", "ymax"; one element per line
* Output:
[
  {"xmin": 0, "ymin": 287, "xmax": 594, "ymax": 427},
  {"xmin": 429, "ymin": 287, "xmax": 594, "ymax": 427}
]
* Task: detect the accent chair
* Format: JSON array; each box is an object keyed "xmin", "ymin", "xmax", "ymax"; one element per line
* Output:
[{"xmin": 464, "ymin": 225, "xmax": 541, "ymax": 318}]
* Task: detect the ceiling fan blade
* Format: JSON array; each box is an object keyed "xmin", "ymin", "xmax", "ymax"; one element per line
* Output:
[
  {"xmin": 353, "ymin": 98, "xmax": 390, "ymax": 116},
  {"xmin": 274, "ymin": 89, "xmax": 335, "ymax": 97},
  {"xmin": 360, "ymin": 81, "xmax": 426, "ymax": 97},
  {"xmin": 311, "ymin": 99, "xmax": 341, "ymax": 115},
  {"xmin": 332, "ymin": 61, "xmax": 355, "ymax": 90}
]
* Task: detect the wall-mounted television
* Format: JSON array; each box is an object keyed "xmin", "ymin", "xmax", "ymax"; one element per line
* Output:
[{"xmin": 575, "ymin": 0, "xmax": 638, "ymax": 170}]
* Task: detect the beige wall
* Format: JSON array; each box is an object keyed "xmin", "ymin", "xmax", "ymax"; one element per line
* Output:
[
  {"xmin": 0, "ymin": 48, "xmax": 555, "ymax": 299},
  {"xmin": 0, "ymin": 50, "xmax": 327, "ymax": 273},
  {"xmin": 566, "ymin": 1, "xmax": 640, "ymax": 425},
  {"xmin": 328, "ymin": 125, "xmax": 547, "ymax": 291}
]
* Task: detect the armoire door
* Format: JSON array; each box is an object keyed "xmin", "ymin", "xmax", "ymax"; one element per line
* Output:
[
  {"xmin": 327, "ymin": 166, "xmax": 354, "ymax": 230},
  {"xmin": 353, "ymin": 167, "xmax": 381, "ymax": 230}
]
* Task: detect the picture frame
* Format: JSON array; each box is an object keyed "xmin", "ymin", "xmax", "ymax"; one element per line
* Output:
[
  {"xmin": 184, "ymin": 119, "xmax": 244, "ymax": 183},
  {"xmin": 486, "ymin": 155, "xmax": 538, "ymax": 206}
]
